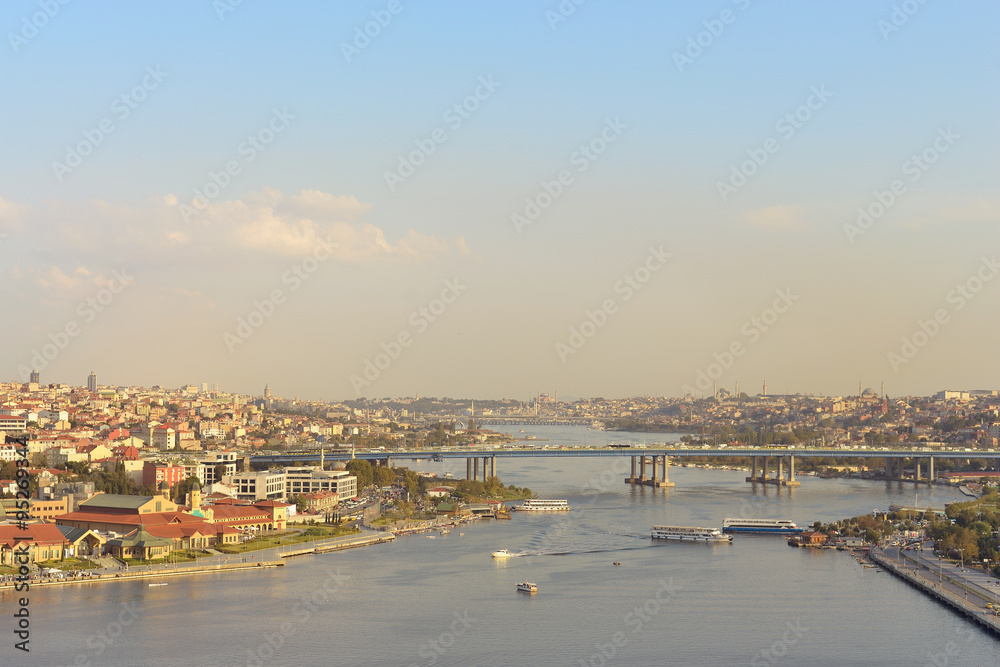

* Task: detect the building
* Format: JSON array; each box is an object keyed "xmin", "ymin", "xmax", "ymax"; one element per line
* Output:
[
  {"xmin": 302, "ymin": 490, "xmax": 338, "ymax": 513},
  {"xmin": 29, "ymin": 370, "xmax": 40, "ymax": 384},
  {"xmin": 284, "ymin": 467, "xmax": 357, "ymax": 500},
  {"xmin": 1, "ymin": 497, "xmax": 68, "ymax": 522},
  {"xmin": 151, "ymin": 426, "xmax": 176, "ymax": 451},
  {"xmin": 105, "ymin": 525, "xmax": 173, "ymax": 560},
  {"xmin": 87, "ymin": 372, "xmax": 97, "ymax": 393},
  {"xmin": 0, "ymin": 523, "xmax": 68, "ymax": 565},
  {"xmin": 223, "ymin": 469, "xmax": 287, "ymax": 502},
  {"xmin": 55, "ymin": 491, "xmax": 181, "ymax": 532},
  {"xmin": 0, "ymin": 415, "xmax": 28, "ymax": 432},
  {"xmin": 142, "ymin": 462, "xmax": 186, "ymax": 490}
]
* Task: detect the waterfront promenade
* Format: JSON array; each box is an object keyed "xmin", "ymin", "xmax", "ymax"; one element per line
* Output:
[
  {"xmin": 871, "ymin": 542, "xmax": 1000, "ymax": 636},
  {"xmin": 0, "ymin": 527, "xmax": 389, "ymax": 590}
]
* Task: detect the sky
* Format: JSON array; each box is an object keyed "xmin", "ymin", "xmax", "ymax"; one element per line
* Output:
[{"xmin": 1, "ymin": 1, "xmax": 998, "ymax": 401}]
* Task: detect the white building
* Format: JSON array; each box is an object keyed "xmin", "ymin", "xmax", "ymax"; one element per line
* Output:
[
  {"xmin": 223, "ymin": 469, "xmax": 287, "ymax": 502},
  {"xmin": 284, "ymin": 467, "xmax": 358, "ymax": 500}
]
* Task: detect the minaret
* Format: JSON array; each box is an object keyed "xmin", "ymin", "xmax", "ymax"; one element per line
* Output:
[
  {"xmin": 763, "ymin": 380, "xmax": 767, "ymax": 397},
  {"xmin": 881, "ymin": 381, "xmax": 885, "ymax": 398}
]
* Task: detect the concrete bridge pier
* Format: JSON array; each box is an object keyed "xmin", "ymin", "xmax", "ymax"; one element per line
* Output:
[
  {"xmin": 928, "ymin": 457, "xmax": 934, "ymax": 483},
  {"xmin": 915, "ymin": 461, "xmax": 921, "ymax": 483},
  {"xmin": 651, "ymin": 455, "xmax": 674, "ymax": 488},
  {"xmin": 625, "ymin": 455, "xmax": 673, "ymax": 487},
  {"xmin": 785, "ymin": 455, "xmax": 801, "ymax": 486}
]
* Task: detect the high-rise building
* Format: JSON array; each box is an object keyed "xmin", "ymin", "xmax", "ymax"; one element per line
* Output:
[
  {"xmin": 30, "ymin": 370, "xmax": 40, "ymax": 384},
  {"xmin": 87, "ymin": 372, "xmax": 97, "ymax": 392}
]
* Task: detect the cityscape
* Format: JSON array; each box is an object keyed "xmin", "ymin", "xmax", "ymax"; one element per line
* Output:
[{"xmin": 3, "ymin": 1, "xmax": 1000, "ymax": 665}]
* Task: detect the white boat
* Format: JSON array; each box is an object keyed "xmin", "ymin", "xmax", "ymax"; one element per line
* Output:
[
  {"xmin": 515, "ymin": 499, "xmax": 570, "ymax": 512},
  {"xmin": 722, "ymin": 518, "xmax": 802, "ymax": 534},
  {"xmin": 516, "ymin": 581, "xmax": 538, "ymax": 593},
  {"xmin": 651, "ymin": 525, "xmax": 732, "ymax": 542},
  {"xmin": 492, "ymin": 549, "xmax": 513, "ymax": 558},
  {"xmin": 148, "ymin": 583, "xmax": 168, "ymax": 587},
  {"xmin": 440, "ymin": 529, "xmax": 450, "ymax": 535}
]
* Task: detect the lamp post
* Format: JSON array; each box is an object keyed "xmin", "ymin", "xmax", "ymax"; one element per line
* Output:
[{"xmin": 958, "ymin": 548, "xmax": 967, "ymax": 601}]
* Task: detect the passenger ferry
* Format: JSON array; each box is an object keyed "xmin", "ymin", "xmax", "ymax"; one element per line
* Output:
[
  {"xmin": 651, "ymin": 525, "xmax": 732, "ymax": 542},
  {"xmin": 516, "ymin": 581, "xmax": 538, "ymax": 593},
  {"xmin": 515, "ymin": 499, "xmax": 570, "ymax": 512},
  {"xmin": 722, "ymin": 518, "xmax": 802, "ymax": 534}
]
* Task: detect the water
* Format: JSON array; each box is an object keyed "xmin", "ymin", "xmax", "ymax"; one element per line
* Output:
[{"xmin": 8, "ymin": 426, "xmax": 999, "ymax": 666}]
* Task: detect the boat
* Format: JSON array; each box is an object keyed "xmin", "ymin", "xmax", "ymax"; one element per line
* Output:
[
  {"xmin": 514, "ymin": 499, "xmax": 570, "ymax": 512},
  {"xmin": 492, "ymin": 549, "xmax": 513, "ymax": 558},
  {"xmin": 148, "ymin": 583, "xmax": 168, "ymax": 587},
  {"xmin": 516, "ymin": 581, "xmax": 538, "ymax": 593},
  {"xmin": 722, "ymin": 518, "xmax": 802, "ymax": 534},
  {"xmin": 613, "ymin": 561, "xmax": 622, "ymax": 566},
  {"xmin": 651, "ymin": 525, "xmax": 732, "ymax": 542},
  {"xmin": 440, "ymin": 529, "xmax": 450, "ymax": 535}
]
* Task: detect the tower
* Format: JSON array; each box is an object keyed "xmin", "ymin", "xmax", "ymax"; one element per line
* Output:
[
  {"xmin": 87, "ymin": 371, "xmax": 97, "ymax": 393},
  {"xmin": 264, "ymin": 382, "xmax": 271, "ymax": 399},
  {"xmin": 30, "ymin": 370, "xmax": 39, "ymax": 384},
  {"xmin": 762, "ymin": 380, "xmax": 767, "ymax": 397}
]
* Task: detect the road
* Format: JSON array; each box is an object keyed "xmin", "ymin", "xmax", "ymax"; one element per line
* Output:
[{"xmin": 877, "ymin": 540, "xmax": 1000, "ymax": 613}]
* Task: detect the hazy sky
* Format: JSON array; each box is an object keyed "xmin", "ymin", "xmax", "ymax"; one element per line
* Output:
[{"xmin": 2, "ymin": 1, "xmax": 998, "ymax": 401}]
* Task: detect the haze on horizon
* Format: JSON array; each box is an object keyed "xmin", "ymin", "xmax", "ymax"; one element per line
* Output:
[{"xmin": 1, "ymin": 2, "xmax": 998, "ymax": 402}]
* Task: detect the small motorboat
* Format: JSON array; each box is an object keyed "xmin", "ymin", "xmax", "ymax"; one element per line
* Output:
[
  {"xmin": 613, "ymin": 561, "xmax": 622, "ymax": 566},
  {"xmin": 148, "ymin": 583, "xmax": 168, "ymax": 587},
  {"xmin": 516, "ymin": 581, "xmax": 538, "ymax": 593},
  {"xmin": 492, "ymin": 549, "xmax": 512, "ymax": 558}
]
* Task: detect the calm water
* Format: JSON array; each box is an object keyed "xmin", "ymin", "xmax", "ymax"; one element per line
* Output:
[{"xmin": 8, "ymin": 426, "xmax": 999, "ymax": 666}]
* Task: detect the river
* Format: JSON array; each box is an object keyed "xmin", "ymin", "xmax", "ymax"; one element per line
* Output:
[{"xmin": 6, "ymin": 425, "xmax": 998, "ymax": 666}]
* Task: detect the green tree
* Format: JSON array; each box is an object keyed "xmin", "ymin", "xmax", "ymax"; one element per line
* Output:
[
  {"xmin": 346, "ymin": 459, "xmax": 373, "ymax": 488},
  {"xmin": 293, "ymin": 494, "xmax": 307, "ymax": 513},
  {"xmin": 173, "ymin": 475, "xmax": 202, "ymax": 503},
  {"xmin": 373, "ymin": 466, "xmax": 396, "ymax": 488}
]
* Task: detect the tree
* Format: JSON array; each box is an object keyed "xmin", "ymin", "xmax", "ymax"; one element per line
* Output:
[
  {"xmin": 173, "ymin": 475, "xmax": 203, "ymax": 503},
  {"xmin": 346, "ymin": 459, "xmax": 373, "ymax": 488},
  {"xmin": 292, "ymin": 494, "xmax": 307, "ymax": 513},
  {"xmin": 373, "ymin": 466, "xmax": 396, "ymax": 488},
  {"xmin": 214, "ymin": 463, "xmax": 228, "ymax": 482}
]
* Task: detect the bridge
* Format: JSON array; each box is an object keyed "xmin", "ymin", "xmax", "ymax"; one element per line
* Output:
[
  {"xmin": 473, "ymin": 417, "xmax": 597, "ymax": 426},
  {"xmin": 251, "ymin": 447, "xmax": 1000, "ymax": 488}
]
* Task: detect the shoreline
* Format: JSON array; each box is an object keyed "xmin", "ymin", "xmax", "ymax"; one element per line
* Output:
[
  {"xmin": 0, "ymin": 532, "xmax": 393, "ymax": 591},
  {"xmin": 869, "ymin": 548, "xmax": 1000, "ymax": 637}
]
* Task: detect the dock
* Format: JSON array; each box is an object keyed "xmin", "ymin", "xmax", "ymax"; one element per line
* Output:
[{"xmin": 280, "ymin": 533, "xmax": 395, "ymax": 558}]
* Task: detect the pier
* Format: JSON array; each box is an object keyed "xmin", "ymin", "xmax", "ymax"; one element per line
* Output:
[
  {"xmin": 745, "ymin": 455, "xmax": 801, "ymax": 487},
  {"xmin": 624, "ymin": 455, "xmax": 674, "ymax": 487}
]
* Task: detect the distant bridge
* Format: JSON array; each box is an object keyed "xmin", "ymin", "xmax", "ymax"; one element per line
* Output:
[
  {"xmin": 473, "ymin": 417, "xmax": 597, "ymax": 426},
  {"xmin": 251, "ymin": 447, "xmax": 1000, "ymax": 488}
]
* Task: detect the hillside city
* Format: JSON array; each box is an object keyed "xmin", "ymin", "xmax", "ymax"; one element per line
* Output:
[{"xmin": 2, "ymin": 373, "xmax": 999, "ymax": 576}]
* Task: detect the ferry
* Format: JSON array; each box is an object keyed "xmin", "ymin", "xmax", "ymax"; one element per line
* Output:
[
  {"xmin": 722, "ymin": 518, "xmax": 802, "ymax": 534},
  {"xmin": 516, "ymin": 581, "xmax": 538, "ymax": 593},
  {"xmin": 515, "ymin": 499, "xmax": 570, "ymax": 512},
  {"xmin": 651, "ymin": 525, "xmax": 732, "ymax": 542},
  {"xmin": 492, "ymin": 549, "xmax": 513, "ymax": 558},
  {"xmin": 148, "ymin": 583, "xmax": 168, "ymax": 587}
]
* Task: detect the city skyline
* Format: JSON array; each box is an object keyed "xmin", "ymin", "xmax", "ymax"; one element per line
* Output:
[{"xmin": 2, "ymin": 2, "xmax": 998, "ymax": 401}]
